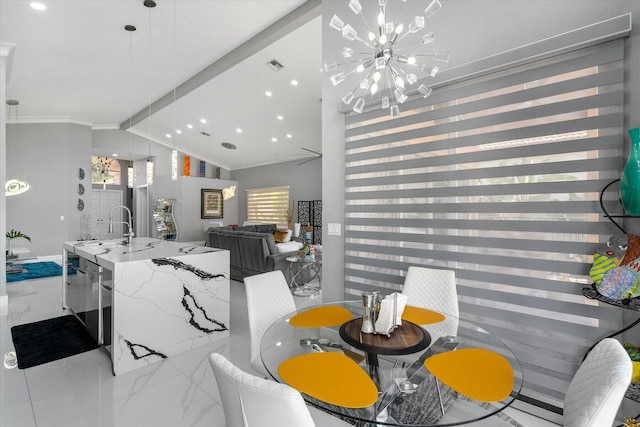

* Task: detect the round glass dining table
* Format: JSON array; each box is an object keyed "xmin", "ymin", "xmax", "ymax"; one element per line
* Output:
[{"xmin": 260, "ymin": 300, "xmax": 523, "ymax": 426}]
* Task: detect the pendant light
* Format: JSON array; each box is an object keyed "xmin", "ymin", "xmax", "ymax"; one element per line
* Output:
[
  {"xmin": 146, "ymin": 0, "xmax": 156, "ymax": 185},
  {"xmin": 170, "ymin": 0, "xmax": 178, "ymax": 180},
  {"xmin": 125, "ymin": 24, "xmax": 136, "ymax": 189},
  {"xmin": 5, "ymin": 100, "xmax": 30, "ymax": 196}
]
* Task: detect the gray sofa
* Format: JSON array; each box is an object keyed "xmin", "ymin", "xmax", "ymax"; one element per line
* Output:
[{"xmin": 205, "ymin": 224, "xmax": 297, "ymax": 282}]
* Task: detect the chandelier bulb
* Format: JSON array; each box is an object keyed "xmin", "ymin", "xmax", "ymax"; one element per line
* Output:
[
  {"xmin": 425, "ymin": 0, "xmax": 442, "ymax": 18},
  {"xmin": 373, "ymin": 71, "xmax": 381, "ymax": 83},
  {"xmin": 379, "ymin": 34, "xmax": 387, "ymax": 45},
  {"xmin": 370, "ymin": 83, "xmax": 378, "ymax": 95},
  {"xmin": 368, "ymin": 31, "xmax": 376, "ymax": 41},
  {"xmin": 407, "ymin": 57, "xmax": 416, "ymax": 65},
  {"xmin": 395, "ymin": 23, "xmax": 404, "ymax": 35},
  {"xmin": 377, "ymin": 11, "xmax": 385, "ymax": 26},
  {"xmin": 395, "ymin": 76, "xmax": 405, "ymax": 89},
  {"xmin": 353, "ymin": 98, "xmax": 365, "ymax": 114},
  {"xmin": 356, "ymin": 64, "xmax": 365, "ymax": 73}
]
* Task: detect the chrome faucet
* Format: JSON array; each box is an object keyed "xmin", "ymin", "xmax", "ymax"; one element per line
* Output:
[{"xmin": 108, "ymin": 205, "xmax": 135, "ymax": 246}]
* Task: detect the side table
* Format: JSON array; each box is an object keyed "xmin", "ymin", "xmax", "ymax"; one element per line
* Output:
[{"xmin": 286, "ymin": 254, "xmax": 322, "ymax": 297}]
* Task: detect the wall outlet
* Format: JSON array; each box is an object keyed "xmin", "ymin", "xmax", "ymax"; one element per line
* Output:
[{"xmin": 328, "ymin": 223, "xmax": 341, "ymax": 236}]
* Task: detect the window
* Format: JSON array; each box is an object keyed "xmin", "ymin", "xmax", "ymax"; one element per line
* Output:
[
  {"xmin": 344, "ymin": 36, "xmax": 626, "ymax": 411},
  {"xmin": 91, "ymin": 156, "xmax": 121, "ymax": 185},
  {"xmin": 246, "ymin": 186, "xmax": 290, "ymax": 228}
]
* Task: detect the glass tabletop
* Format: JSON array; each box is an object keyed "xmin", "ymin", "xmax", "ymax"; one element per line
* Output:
[{"xmin": 260, "ymin": 301, "xmax": 523, "ymax": 426}]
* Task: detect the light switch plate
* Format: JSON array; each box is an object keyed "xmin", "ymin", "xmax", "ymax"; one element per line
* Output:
[{"xmin": 328, "ymin": 223, "xmax": 341, "ymax": 236}]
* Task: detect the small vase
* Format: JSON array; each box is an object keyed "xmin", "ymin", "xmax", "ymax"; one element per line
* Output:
[{"xmin": 620, "ymin": 128, "xmax": 640, "ymax": 215}]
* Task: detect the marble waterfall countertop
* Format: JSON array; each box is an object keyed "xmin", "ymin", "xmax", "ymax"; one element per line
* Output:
[
  {"xmin": 63, "ymin": 237, "xmax": 217, "ymax": 269},
  {"xmin": 62, "ymin": 237, "xmax": 230, "ymax": 375}
]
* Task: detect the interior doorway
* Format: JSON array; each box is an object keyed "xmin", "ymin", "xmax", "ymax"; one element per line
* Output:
[{"xmin": 90, "ymin": 190, "xmax": 123, "ymax": 240}]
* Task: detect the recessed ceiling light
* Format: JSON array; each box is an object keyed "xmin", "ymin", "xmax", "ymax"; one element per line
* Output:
[
  {"xmin": 236, "ymin": 128, "xmax": 242, "ymax": 133},
  {"xmin": 286, "ymin": 134, "xmax": 292, "ymax": 139},
  {"xmin": 277, "ymin": 115, "xmax": 283, "ymax": 120},
  {"xmin": 200, "ymin": 118, "xmax": 207, "ymax": 124},
  {"xmin": 165, "ymin": 133, "xmax": 172, "ymax": 138},
  {"xmin": 30, "ymin": 2, "xmax": 46, "ymax": 11},
  {"xmin": 271, "ymin": 137, "xmax": 278, "ymax": 142},
  {"xmin": 187, "ymin": 124, "xmax": 193, "ymax": 129},
  {"xmin": 176, "ymin": 129, "xmax": 182, "ymax": 134},
  {"xmin": 265, "ymin": 91, "xmax": 272, "ymax": 97},
  {"xmin": 222, "ymin": 142, "xmax": 237, "ymax": 150},
  {"xmin": 291, "ymin": 80, "xmax": 298, "ymax": 86}
]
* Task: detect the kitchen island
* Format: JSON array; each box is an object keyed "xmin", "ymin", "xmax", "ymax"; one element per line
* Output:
[{"xmin": 62, "ymin": 237, "xmax": 229, "ymax": 375}]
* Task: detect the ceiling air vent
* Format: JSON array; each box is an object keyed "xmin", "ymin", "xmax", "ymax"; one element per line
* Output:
[
  {"xmin": 200, "ymin": 131, "xmax": 211, "ymax": 137},
  {"xmin": 267, "ymin": 59, "xmax": 284, "ymax": 71}
]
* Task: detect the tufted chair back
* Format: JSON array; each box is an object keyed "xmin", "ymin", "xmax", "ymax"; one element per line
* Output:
[
  {"xmin": 209, "ymin": 352, "xmax": 316, "ymax": 427},
  {"xmin": 563, "ymin": 338, "xmax": 631, "ymax": 427},
  {"xmin": 402, "ymin": 266, "xmax": 458, "ymax": 340},
  {"xmin": 244, "ymin": 270, "xmax": 297, "ymax": 377}
]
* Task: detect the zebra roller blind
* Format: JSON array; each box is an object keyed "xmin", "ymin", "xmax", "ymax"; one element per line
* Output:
[
  {"xmin": 246, "ymin": 186, "xmax": 290, "ymax": 228},
  {"xmin": 344, "ymin": 37, "xmax": 626, "ymax": 409}
]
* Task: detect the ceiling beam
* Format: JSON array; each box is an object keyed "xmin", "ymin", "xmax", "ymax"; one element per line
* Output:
[{"xmin": 120, "ymin": 0, "xmax": 321, "ymax": 130}]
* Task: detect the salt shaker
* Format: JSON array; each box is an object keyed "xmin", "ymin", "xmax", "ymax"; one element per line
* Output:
[{"xmin": 361, "ymin": 291, "xmax": 376, "ymax": 334}]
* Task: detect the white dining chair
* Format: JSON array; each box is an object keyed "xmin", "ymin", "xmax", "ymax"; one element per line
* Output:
[
  {"xmin": 401, "ymin": 266, "xmax": 459, "ymax": 340},
  {"xmin": 209, "ymin": 352, "xmax": 351, "ymax": 427},
  {"xmin": 437, "ymin": 338, "xmax": 632, "ymax": 427},
  {"xmin": 244, "ymin": 270, "xmax": 297, "ymax": 378}
]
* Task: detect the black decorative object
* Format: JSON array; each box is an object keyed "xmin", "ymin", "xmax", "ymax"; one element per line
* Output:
[
  {"xmin": 298, "ymin": 200, "xmax": 322, "ymax": 245},
  {"xmin": 77, "ymin": 199, "xmax": 84, "ymax": 211},
  {"xmin": 78, "ymin": 168, "xmax": 85, "ymax": 180},
  {"xmin": 77, "ymin": 183, "xmax": 84, "ymax": 195}
]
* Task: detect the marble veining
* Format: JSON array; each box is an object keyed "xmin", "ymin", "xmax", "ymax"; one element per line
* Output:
[
  {"xmin": 182, "ymin": 286, "xmax": 228, "ymax": 334},
  {"xmin": 152, "ymin": 257, "xmax": 227, "ymax": 281},
  {"xmin": 124, "ymin": 339, "xmax": 168, "ymax": 361}
]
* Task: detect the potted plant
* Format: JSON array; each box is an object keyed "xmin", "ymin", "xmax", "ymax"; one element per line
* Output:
[
  {"xmin": 6, "ymin": 229, "xmax": 31, "ymax": 259},
  {"xmin": 623, "ymin": 342, "xmax": 640, "ymax": 382}
]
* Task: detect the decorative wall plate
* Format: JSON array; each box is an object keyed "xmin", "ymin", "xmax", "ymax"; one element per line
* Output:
[
  {"xmin": 77, "ymin": 199, "xmax": 84, "ymax": 211},
  {"xmin": 78, "ymin": 168, "xmax": 85, "ymax": 180},
  {"xmin": 77, "ymin": 183, "xmax": 85, "ymax": 195}
]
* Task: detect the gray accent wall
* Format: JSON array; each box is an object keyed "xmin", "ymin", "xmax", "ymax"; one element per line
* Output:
[
  {"xmin": 231, "ymin": 157, "xmax": 322, "ymax": 226},
  {"xmin": 6, "ymin": 123, "xmax": 92, "ymax": 255}
]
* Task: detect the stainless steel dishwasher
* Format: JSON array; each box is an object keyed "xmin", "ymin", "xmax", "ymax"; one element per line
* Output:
[{"xmin": 65, "ymin": 257, "xmax": 111, "ymax": 348}]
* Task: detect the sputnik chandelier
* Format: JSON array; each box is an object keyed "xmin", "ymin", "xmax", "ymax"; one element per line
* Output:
[{"xmin": 327, "ymin": 0, "xmax": 449, "ymax": 118}]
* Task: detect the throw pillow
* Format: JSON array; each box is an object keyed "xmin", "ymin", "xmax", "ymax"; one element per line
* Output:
[
  {"xmin": 255, "ymin": 223, "xmax": 277, "ymax": 234},
  {"xmin": 274, "ymin": 230, "xmax": 289, "ymax": 243}
]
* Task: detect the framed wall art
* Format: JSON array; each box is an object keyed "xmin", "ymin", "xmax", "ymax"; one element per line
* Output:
[{"xmin": 201, "ymin": 189, "xmax": 223, "ymax": 219}]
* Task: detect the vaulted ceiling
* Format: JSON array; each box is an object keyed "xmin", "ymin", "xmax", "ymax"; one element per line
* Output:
[{"xmin": 1, "ymin": 0, "xmax": 321, "ymax": 170}]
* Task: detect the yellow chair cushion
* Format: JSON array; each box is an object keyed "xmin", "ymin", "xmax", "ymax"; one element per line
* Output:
[
  {"xmin": 289, "ymin": 306, "xmax": 354, "ymax": 328},
  {"xmin": 278, "ymin": 352, "xmax": 378, "ymax": 408},
  {"xmin": 401, "ymin": 306, "xmax": 446, "ymax": 325},
  {"xmin": 424, "ymin": 348, "xmax": 514, "ymax": 402}
]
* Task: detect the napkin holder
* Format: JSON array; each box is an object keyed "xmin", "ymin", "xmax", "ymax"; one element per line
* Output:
[{"xmin": 374, "ymin": 293, "xmax": 408, "ymax": 336}]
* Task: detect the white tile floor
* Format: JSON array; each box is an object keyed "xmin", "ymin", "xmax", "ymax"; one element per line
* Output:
[{"xmin": 0, "ymin": 256, "xmax": 556, "ymax": 427}]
